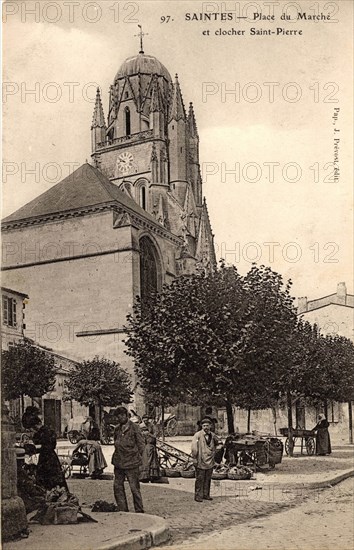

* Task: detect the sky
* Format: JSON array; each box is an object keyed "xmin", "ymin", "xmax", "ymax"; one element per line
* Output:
[{"xmin": 2, "ymin": 0, "xmax": 353, "ymax": 301}]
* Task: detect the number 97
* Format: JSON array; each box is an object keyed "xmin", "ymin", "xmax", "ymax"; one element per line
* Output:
[{"xmin": 161, "ymin": 16, "xmax": 171, "ymax": 23}]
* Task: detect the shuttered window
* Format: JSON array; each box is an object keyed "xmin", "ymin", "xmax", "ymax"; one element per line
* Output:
[{"xmin": 2, "ymin": 297, "xmax": 17, "ymax": 327}]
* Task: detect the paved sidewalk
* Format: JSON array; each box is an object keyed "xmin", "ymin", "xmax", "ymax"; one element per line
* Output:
[
  {"xmin": 3, "ymin": 512, "xmax": 170, "ymax": 550},
  {"xmin": 4, "ymin": 447, "xmax": 353, "ymax": 550}
]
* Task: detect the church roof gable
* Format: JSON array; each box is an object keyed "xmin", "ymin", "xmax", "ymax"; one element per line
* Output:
[{"xmin": 2, "ymin": 163, "xmax": 156, "ymax": 225}]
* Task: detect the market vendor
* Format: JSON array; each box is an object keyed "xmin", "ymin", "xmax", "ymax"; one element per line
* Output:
[
  {"xmin": 191, "ymin": 418, "xmax": 223, "ymax": 502},
  {"xmin": 312, "ymin": 414, "xmax": 332, "ymax": 456}
]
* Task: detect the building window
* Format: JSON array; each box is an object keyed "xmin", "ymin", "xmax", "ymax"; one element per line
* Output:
[
  {"xmin": 125, "ymin": 107, "xmax": 131, "ymax": 136},
  {"xmin": 2, "ymin": 296, "xmax": 17, "ymax": 327},
  {"xmin": 139, "ymin": 237, "xmax": 160, "ymax": 305},
  {"xmin": 140, "ymin": 186, "xmax": 146, "ymax": 210}
]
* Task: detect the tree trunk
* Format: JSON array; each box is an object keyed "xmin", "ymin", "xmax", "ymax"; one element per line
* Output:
[
  {"xmin": 161, "ymin": 402, "xmax": 165, "ymax": 441},
  {"xmin": 287, "ymin": 390, "xmax": 294, "ymax": 457},
  {"xmin": 272, "ymin": 405, "xmax": 278, "ymax": 435},
  {"xmin": 21, "ymin": 394, "xmax": 25, "ymax": 417},
  {"xmin": 348, "ymin": 401, "xmax": 353, "ymax": 445},
  {"xmin": 247, "ymin": 408, "xmax": 251, "ymax": 433},
  {"xmin": 98, "ymin": 403, "xmax": 102, "ymax": 439},
  {"xmin": 225, "ymin": 400, "xmax": 234, "ymax": 434},
  {"xmin": 324, "ymin": 399, "xmax": 328, "ymax": 420}
]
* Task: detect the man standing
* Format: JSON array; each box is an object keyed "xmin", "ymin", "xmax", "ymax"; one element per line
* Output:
[
  {"xmin": 111, "ymin": 407, "xmax": 145, "ymax": 513},
  {"xmin": 191, "ymin": 418, "xmax": 222, "ymax": 502}
]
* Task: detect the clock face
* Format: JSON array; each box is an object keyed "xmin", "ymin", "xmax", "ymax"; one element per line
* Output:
[{"xmin": 116, "ymin": 152, "xmax": 134, "ymax": 175}]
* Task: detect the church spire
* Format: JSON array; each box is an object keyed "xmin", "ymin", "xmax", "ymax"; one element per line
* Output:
[
  {"xmin": 169, "ymin": 74, "xmax": 186, "ymax": 122},
  {"xmin": 91, "ymin": 88, "xmax": 106, "ymax": 129},
  {"xmin": 187, "ymin": 102, "xmax": 199, "ymax": 138},
  {"xmin": 195, "ymin": 200, "xmax": 216, "ymax": 273},
  {"xmin": 91, "ymin": 88, "xmax": 107, "ymax": 153}
]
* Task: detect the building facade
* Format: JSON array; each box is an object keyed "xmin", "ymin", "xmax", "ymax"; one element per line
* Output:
[
  {"xmin": 1, "ymin": 45, "xmax": 216, "ymax": 420},
  {"xmin": 1, "ymin": 287, "xmax": 86, "ymax": 436},
  {"xmin": 297, "ymin": 282, "xmax": 354, "ymax": 444}
]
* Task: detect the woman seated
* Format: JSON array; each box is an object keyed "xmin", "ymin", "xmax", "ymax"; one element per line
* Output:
[{"xmin": 71, "ymin": 427, "xmax": 107, "ymax": 478}]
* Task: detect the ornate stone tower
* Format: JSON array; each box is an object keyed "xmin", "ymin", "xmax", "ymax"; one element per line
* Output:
[{"xmin": 91, "ymin": 34, "xmax": 216, "ymax": 274}]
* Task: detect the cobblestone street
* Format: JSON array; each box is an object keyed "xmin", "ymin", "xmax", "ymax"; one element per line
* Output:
[
  {"xmin": 69, "ymin": 476, "xmax": 301, "ymax": 545},
  {"xmin": 160, "ymin": 477, "xmax": 354, "ymax": 550},
  {"xmin": 62, "ymin": 443, "xmax": 354, "ymax": 548}
]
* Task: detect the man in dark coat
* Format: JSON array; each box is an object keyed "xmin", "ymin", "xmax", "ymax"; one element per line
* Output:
[
  {"xmin": 313, "ymin": 414, "xmax": 332, "ymax": 455},
  {"xmin": 111, "ymin": 407, "xmax": 145, "ymax": 513}
]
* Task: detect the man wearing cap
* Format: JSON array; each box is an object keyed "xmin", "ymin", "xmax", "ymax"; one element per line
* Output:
[
  {"xmin": 191, "ymin": 418, "xmax": 222, "ymax": 502},
  {"xmin": 111, "ymin": 406, "xmax": 145, "ymax": 513}
]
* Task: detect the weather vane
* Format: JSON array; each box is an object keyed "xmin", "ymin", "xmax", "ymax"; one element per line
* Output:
[{"xmin": 135, "ymin": 25, "xmax": 148, "ymax": 54}]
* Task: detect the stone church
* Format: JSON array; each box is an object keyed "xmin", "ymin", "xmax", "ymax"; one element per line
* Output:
[{"xmin": 2, "ymin": 43, "xmax": 216, "ymax": 418}]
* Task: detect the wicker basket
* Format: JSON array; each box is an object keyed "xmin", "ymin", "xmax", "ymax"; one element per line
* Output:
[
  {"xmin": 181, "ymin": 469, "xmax": 195, "ymax": 478},
  {"xmin": 227, "ymin": 472, "xmax": 252, "ymax": 480},
  {"xmin": 165, "ymin": 468, "xmax": 181, "ymax": 477},
  {"xmin": 211, "ymin": 472, "xmax": 228, "ymax": 480}
]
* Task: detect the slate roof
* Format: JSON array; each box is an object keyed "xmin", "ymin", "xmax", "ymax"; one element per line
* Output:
[{"xmin": 2, "ymin": 163, "xmax": 158, "ymax": 225}]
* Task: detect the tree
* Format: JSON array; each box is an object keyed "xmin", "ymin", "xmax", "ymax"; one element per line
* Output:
[
  {"xmin": 125, "ymin": 263, "xmax": 300, "ymax": 435},
  {"xmin": 125, "ymin": 264, "xmax": 250, "ymax": 434},
  {"xmin": 232, "ymin": 265, "xmax": 298, "ymax": 432},
  {"xmin": 1, "ymin": 340, "xmax": 56, "ymax": 412},
  {"xmin": 64, "ymin": 356, "xmax": 133, "ymax": 428}
]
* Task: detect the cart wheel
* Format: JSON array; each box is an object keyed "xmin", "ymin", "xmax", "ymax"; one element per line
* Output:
[
  {"xmin": 158, "ymin": 451, "xmax": 179, "ymax": 469},
  {"xmin": 306, "ymin": 437, "xmax": 315, "ymax": 456},
  {"xmin": 166, "ymin": 418, "xmax": 178, "ymax": 437}
]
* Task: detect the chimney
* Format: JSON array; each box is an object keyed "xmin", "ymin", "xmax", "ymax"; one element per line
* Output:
[
  {"xmin": 298, "ymin": 297, "xmax": 308, "ymax": 313},
  {"xmin": 337, "ymin": 282, "xmax": 347, "ymax": 304}
]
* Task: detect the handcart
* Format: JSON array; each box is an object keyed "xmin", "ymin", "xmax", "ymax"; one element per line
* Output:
[
  {"xmin": 58, "ymin": 448, "xmax": 90, "ymax": 479},
  {"xmin": 279, "ymin": 428, "xmax": 315, "ymax": 456},
  {"xmin": 224, "ymin": 434, "xmax": 284, "ymax": 471},
  {"xmin": 156, "ymin": 438, "xmax": 194, "ymax": 469}
]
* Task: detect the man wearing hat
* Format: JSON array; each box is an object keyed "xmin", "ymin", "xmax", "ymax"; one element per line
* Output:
[{"xmin": 191, "ymin": 418, "xmax": 223, "ymax": 502}]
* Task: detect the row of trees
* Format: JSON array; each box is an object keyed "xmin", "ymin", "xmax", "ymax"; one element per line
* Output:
[
  {"xmin": 3, "ymin": 264, "xmax": 353, "ymax": 450},
  {"xmin": 124, "ymin": 263, "xmax": 354, "ymax": 449},
  {"xmin": 2, "ymin": 342, "xmax": 133, "ymax": 433}
]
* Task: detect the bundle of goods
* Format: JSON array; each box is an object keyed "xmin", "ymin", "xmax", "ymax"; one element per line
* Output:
[
  {"xmin": 211, "ymin": 464, "xmax": 229, "ymax": 480},
  {"xmin": 227, "ymin": 465, "xmax": 253, "ymax": 480},
  {"xmin": 180, "ymin": 463, "xmax": 196, "ymax": 478},
  {"xmin": 30, "ymin": 487, "xmax": 96, "ymax": 525},
  {"xmin": 164, "ymin": 468, "xmax": 181, "ymax": 477},
  {"xmin": 91, "ymin": 500, "xmax": 118, "ymax": 512}
]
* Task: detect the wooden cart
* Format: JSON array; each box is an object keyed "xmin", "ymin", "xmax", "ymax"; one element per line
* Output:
[
  {"xmin": 155, "ymin": 438, "xmax": 194, "ymax": 469},
  {"xmin": 279, "ymin": 428, "xmax": 316, "ymax": 456},
  {"xmin": 224, "ymin": 435, "xmax": 284, "ymax": 471}
]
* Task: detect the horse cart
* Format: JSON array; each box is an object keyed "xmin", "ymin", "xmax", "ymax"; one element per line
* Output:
[{"xmin": 279, "ymin": 428, "xmax": 316, "ymax": 456}]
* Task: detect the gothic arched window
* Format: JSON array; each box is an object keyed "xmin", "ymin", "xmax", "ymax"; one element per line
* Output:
[
  {"xmin": 139, "ymin": 237, "xmax": 160, "ymax": 304},
  {"xmin": 140, "ymin": 186, "xmax": 146, "ymax": 210},
  {"xmin": 125, "ymin": 107, "xmax": 131, "ymax": 136}
]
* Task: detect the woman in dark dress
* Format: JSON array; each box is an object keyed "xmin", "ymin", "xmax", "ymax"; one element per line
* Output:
[
  {"xmin": 313, "ymin": 414, "xmax": 332, "ymax": 456},
  {"xmin": 139, "ymin": 416, "xmax": 161, "ymax": 482},
  {"xmin": 31, "ymin": 417, "xmax": 68, "ymax": 491}
]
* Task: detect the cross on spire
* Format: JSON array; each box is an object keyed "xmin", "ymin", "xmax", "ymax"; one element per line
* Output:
[{"xmin": 135, "ymin": 25, "xmax": 148, "ymax": 54}]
